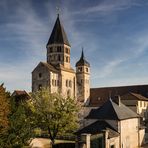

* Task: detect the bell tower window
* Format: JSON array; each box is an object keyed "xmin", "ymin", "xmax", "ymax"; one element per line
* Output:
[
  {"xmin": 78, "ymin": 67, "xmax": 82, "ymax": 72},
  {"xmin": 65, "ymin": 48, "xmax": 69, "ymax": 54},
  {"xmin": 86, "ymin": 68, "xmax": 88, "ymax": 72},
  {"xmin": 57, "ymin": 46, "xmax": 62, "ymax": 52},
  {"xmin": 66, "ymin": 56, "xmax": 69, "ymax": 62},
  {"xmin": 50, "ymin": 47, "xmax": 53, "ymax": 53}
]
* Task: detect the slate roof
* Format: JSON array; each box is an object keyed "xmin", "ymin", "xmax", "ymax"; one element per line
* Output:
[
  {"xmin": 121, "ymin": 92, "xmax": 148, "ymax": 101},
  {"xmin": 89, "ymin": 85, "xmax": 148, "ymax": 107},
  {"xmin": 76, "ymin": 50, "xmax": 90, "ymax": 67},
  {"xmin": 76, "ymin": 120, "xmax": 119, "ymax": 138},
  {"xmin": 47, "ymin": 15, "xmax": 70, "ymax": 46},
  {"xmin": 86, "ymin": 99, "xmax": 139, "ymax": 120}
]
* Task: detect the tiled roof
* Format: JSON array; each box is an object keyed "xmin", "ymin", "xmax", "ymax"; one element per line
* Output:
[
  {"xmin": 12, "ymin": 90, "xmax": 27, "ymax": 96},
  {"xmin": 86, "ymin": 99, "xmax": 139, "ymax": 120},
  {"xmin": 47, "ymin": 15, "xmax": 70, "ymax": 46},
  {"xmin": 89, "ymin": 85, "xmax": 148, "ymax": 107},
  {"xmin": 12, "ymin": 90, "xmax": 30, "ymax": 99},
  {"xmin": 121, "ymin": 92, "xmax": 148, "ymax": 101},
  {"xmin": 76, "ymin": 120, "xmax": 119, "ymax": 138},
  {"xmin": 76, "ymin": 50, "xmax": 90, "ymax": 67}
]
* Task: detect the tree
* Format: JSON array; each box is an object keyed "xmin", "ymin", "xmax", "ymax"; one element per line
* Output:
[
  {"xmin": 0, "ymin": 92, "xmax": 34, "ymax": 148},
  {"xmin": 0, "ymin": 83, "xmax": 10, "ymax": 135},
  {"xmin": 29, "ymin": 88, "xmax": 80, "ymax": 146}
]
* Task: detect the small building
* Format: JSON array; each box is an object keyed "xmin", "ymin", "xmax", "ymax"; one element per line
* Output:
[
  {"xmin": 11, "ymin": 90, "xmax": 30, "ymax": 102},
  {"xmin": 76, "ymin": 96, "xmax": 145, "ymax": 148}
]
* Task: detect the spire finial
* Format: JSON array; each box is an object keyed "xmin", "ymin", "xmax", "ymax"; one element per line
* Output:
[
  {"xmin": 81, "ymin": 47, "xmax": 84, "ymax": 59},
  {"xmin": 56, "ymin": 6, "xmax": 61, "ymax": 17}
]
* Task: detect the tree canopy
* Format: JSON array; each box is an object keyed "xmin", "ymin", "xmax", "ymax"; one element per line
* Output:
[{"xmin": 29, "ymin": 88, "xmax": 80, "ymax": 145}]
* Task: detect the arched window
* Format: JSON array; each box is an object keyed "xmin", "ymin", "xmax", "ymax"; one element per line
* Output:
[
  {"xmin": 39, "ymin": 73, "xmax": 42, "ymax": 78},
  {"xmin": 38, "ymin": 84, "xmax": 42, "ymax": 90},
  {"xmin": 78, "ymin": 67, "xmax": 82, "ymax": 72},
  {"xmin": 66, "ymin": 56, "xmax": 69, "ymax": 62},
  {"xmin": 86, "ymin": 68, "xmax": 88, "ymax": 72},
  {"xmin": 69, "ymin": 80, "xmax": 72, "ymax": 88},
  {"xmin": 66, "ymin": 80, "xmax": 68, "ymax": 87},
  {"xmin": 67, "ymin": 89, "xmax": 71, "ymax": 97}
]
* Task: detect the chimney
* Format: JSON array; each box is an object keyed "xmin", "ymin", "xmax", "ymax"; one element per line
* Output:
[{"xmin": 113, "ymin": 95, "xmax": 121, "ymax": 106}]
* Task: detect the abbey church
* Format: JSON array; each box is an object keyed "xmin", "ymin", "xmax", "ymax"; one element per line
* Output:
[
  {"xmin": 30, "ymin": 14, "xmax": 148, "ymax": 147},
  {"xmin": 32, "ymin": 15, "xmax": 90, "ymax": 103}
]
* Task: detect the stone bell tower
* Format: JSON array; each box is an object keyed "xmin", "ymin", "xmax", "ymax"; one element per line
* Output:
[
  {"xmin": 46, "ymin": 15, "xmax": 71, "ymax": 69},
  {"xmin": 76, "ymin": 50, "xmax": 90, "ymax": 103}
]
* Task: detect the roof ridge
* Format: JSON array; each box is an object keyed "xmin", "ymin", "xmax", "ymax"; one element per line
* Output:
[{"xmin": 109, "ymin": 100, "xmax": 120, "ymax": 120}]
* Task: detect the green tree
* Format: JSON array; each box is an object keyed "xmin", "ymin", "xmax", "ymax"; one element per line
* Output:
[
  {"xmin": 0, "ymin": 83, "xmax": 10, "ymax": 135},
  {"xmin": 0, "ymin": 93, "xmax": 34, "ymax": 148},
  {"xmin": 29, "ymin": 88, "xmax": 80, "ymax": 146}
]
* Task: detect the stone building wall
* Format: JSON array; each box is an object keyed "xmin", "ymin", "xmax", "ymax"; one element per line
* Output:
[{"xmin": 120, "ymin": 118, "xmax": 139, "ymax": 148}]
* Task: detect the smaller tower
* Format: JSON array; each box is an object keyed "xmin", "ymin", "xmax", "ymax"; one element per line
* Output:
[{"xmin": 76, "ymin": 49, "xmax": 90, "ymax": 103}]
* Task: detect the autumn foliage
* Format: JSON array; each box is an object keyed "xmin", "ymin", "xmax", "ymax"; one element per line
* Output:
[{"xmin": 0, "ymin": 84, "xmax": 10, "ymax": 135}]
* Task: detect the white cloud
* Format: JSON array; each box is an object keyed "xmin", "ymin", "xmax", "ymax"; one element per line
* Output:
[{"xmin": 73, "ymin": 0, "xmax": 142, "ymax": 15}]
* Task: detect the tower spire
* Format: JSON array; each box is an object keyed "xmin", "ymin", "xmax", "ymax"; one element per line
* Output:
[{"xmin": 81, "ymin": 47, "xmax": 84, "ymax": 59}]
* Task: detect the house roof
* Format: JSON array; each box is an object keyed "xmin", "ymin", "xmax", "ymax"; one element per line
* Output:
[
  {"xmin": 89, "ymin": 84, "xmax": 148, "ymax": 107},
  {"xmin": 76, "ymin": 50, "xmax": 90, "ymax": 67},
  {"xmin": 47, "ymin": 15, "xmax": 70, "ymax": 46},
  {"xmin": 12, "ymin": 90, "xmax": 30, "ymax": 99},
  {"xmin": 75, "ymin": 120, "xmax": 119, "ymax": 138},
  {"xmin": 86, "ymin": 99, "xmax": 139, "ymax": 120},
  {"xmin": 121, "ymin": 92, "xmax": 148, "ymax": 101}
]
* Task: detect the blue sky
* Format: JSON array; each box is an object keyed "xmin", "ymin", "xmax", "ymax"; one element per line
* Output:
[{"xmin": 1, "ymin": 0, "xmax": 148, "ymax": 92}]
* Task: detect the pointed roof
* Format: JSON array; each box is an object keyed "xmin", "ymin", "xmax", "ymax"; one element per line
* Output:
[
  {"xmin": 76, "ymin": 49, "xmax": 90, "ymax": 67},
  {"xmin": 86, "ymin": 99, "xmax": 139, "ymax": 120},
  {"xmin": 47, "ymin": 15, "xmax": 70, "ymax": 46},
  {"xmin": 75, "ymin": 120, "xmax": 119, "ymax": 138}
]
